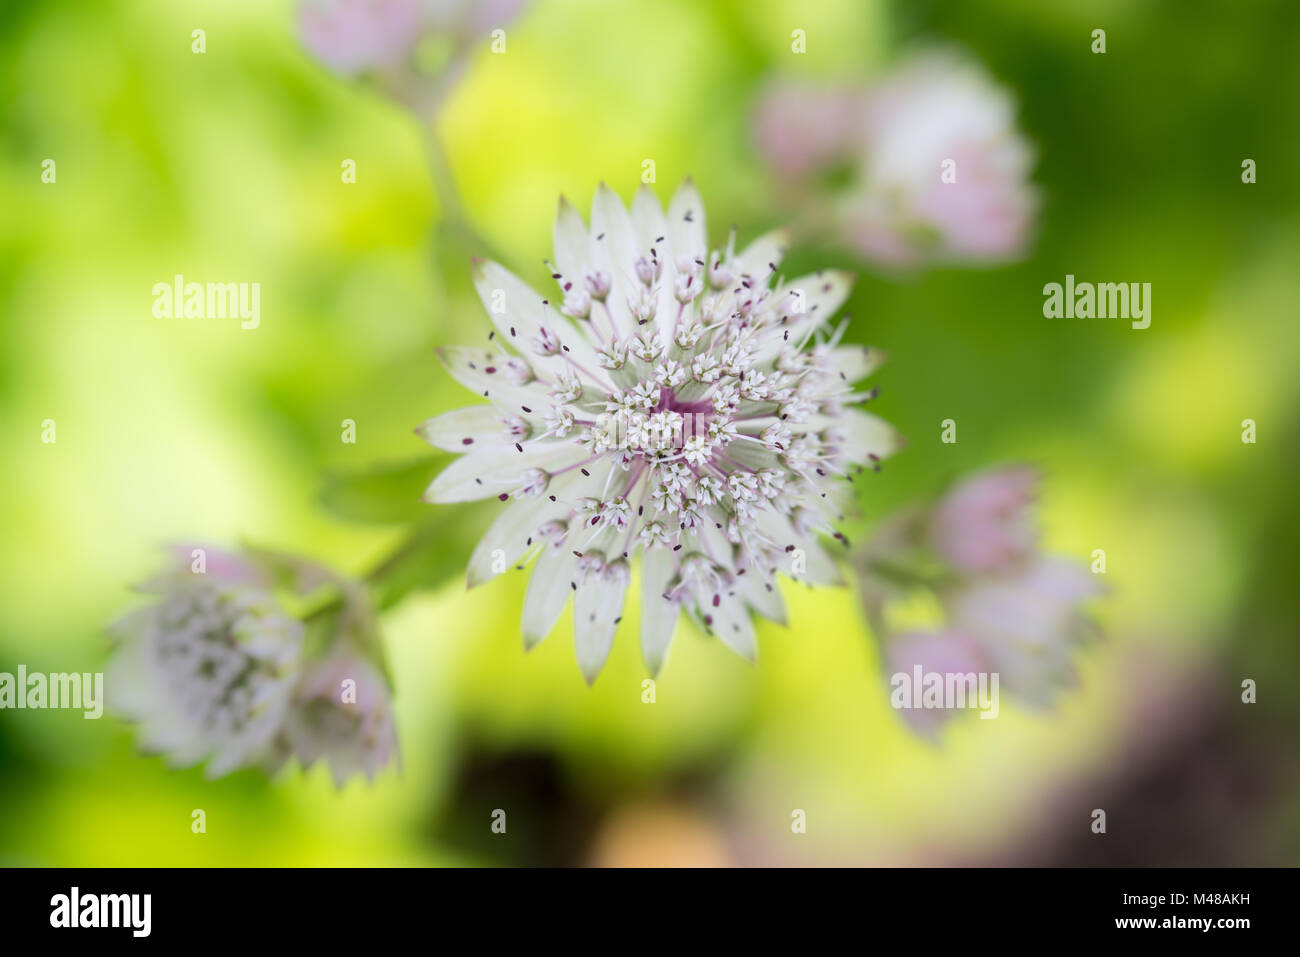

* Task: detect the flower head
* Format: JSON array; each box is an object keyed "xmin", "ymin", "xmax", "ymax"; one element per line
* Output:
[
  {"xmin": 107, "ymin": 547, "xmax": 304, "ymax": 778},
  {"xmin": 943, "ymin": 557, "xmax": 1101, "ymax": 707},
  {"xmin": 753, "ymin": 81, "xmax": 869, "ymax": 183},
  {"xmin": 851, "ymin": 51, "xmax": 1037, "ymax": 266},
  {"xmin": 268, "ymin": 649, "xmax": 399, "ymax": 787},
  {"xmin": 883, "ymin": 628, "xmax": 986, "ymax": 738},
  {"xmin": 299, "ymin": 0, "xmax": 528, "ymax": 78},
  {"xmin": 857, "ymin": 466, "xmax": 1103, "ymax": 732},
  {"xmin": 754, "ymin": 50, "xmax": 1038, "ymax": 269},
  {"xmin": 928, "ymin": 465, "xmax": 1038, "ymax": 573},
  {"xmin": 420, "ymin": 182, "xmax": 899, "ymax": 681},
  {"xmin": 107, "ymin": 546, "xmax": 399, "ymax": 784},
  {"xmin": 299, "ymin": 0, "xmax": 428, "ymax": 76}
]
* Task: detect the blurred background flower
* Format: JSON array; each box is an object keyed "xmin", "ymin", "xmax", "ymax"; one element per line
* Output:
[
  {"xmin": 269, "ymin": 646, "xmax": 399, "ymax": 787},
  {"xmin": 299, "ymin": 0, "xmax": 428, "ymax": 77},
  {"xmin": 880, "ymin": 629, "xmax": 986, "ymax": 737},
  {"xmin": 857, "ymin": 466, "xmax": 1103, "ymax": 734},
  {"xmin": 300, "ymin": 0, "xmax": 529, "ymax": 96},
  {"xmin": 755, "ymin": 50, "xmax": 1037, "ymax": 268},
  {"xmin": 107, "ymin": 545, "xmax": 398, "ymax": 786},
  {"xmin": 420, "ymin": 181, "xmax": 898, "ymax": 681},
  {"xmin": 107, "ymin": 547, "xmax": 304, "ymax": 779},
  {"xmin": 928, "ymin": 464, "xmax": 1036, "ymax": 573}
]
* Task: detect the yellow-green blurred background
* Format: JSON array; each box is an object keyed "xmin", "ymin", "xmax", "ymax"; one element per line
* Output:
[{"xmin": 2, "ymin": 0, "xmax": 1298, "ymax": 866}]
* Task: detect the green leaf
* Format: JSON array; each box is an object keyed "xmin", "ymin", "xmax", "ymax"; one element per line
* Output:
[{"xmin": 319, "ymin": 454, "xmax": 444, "ymax": 525}]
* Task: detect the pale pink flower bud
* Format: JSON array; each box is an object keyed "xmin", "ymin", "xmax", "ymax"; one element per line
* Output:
[
  {"xmin": 299, "ymin": 0, "xmax": 426, "ymax": 76},
  {"xmin": 752, "ymin": 80, "xmax": 868, "ymax": 182},
  {"xmin": 270, "ymin": 650, "xmax": 398, "ymax": 787},
  {"xmin": 928, "ymin": 465, "xmax": 1038, "ymax": 574},
  {"xmin": 300, "ymin": 0, "xmax": 529, "ymax": 78},
  {"xmin": 848, "ymin": 51, "xmax": 1037, "ymax": 267},
  {"xmin": 944, "ymin": 558, "xmax": 1103, "ymax": 706},
  {"xmin": 753, "ymin": 51, "xmax": 1038, "ymax": 269},
  {"xmin": 107, "ymin": 547, "xmax": 303, "ymax": 778},
  {"xmin": 884, "ymin": 629, "xmax": 987, "ymax": 738}
]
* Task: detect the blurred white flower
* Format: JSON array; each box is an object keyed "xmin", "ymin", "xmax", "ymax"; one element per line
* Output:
[
  {"xmin": 928, "ymin": 465, "xmax": 1038, "ymax": 573},
  {"xmin": 754, "ymin": 50, "xmax": 1038, "ymax": 268},
  {"xmin": 107, "ymin": 548, "xmax": 303, "ymax": 778},
  {"xmin": 883, "ymin": 629, "xmax": 986, "ymax": 738},
  {"xmin": 299, "ymin": 0, "xmax": 528, "ymax": 78},
  {"xmin": 299, "ymin": 0, "xmax": 427, "ymax": 76},
  {"xmin": 109, "ymin": 547, "xmax": 401, "ymax": 784},
  {"xmin": 943, "ymin": 557, "xmax": 1101, "ymax": 707},
  {"xmin": 419, "ymin": 181, "xmax": 900, "ymax": 682},
  {"xmin": 858, "ymin": 466, "xmax": 1102, "ymax": 731},
  {"xmin": 424, "ymin": 0, "xmax": 528, "ymax": 42},
  {"xmin": 270, "ymin": 649, "xmax": 398, "ymax": 787},
  {"xmin": 753, "ymin": 81, "xmax": 868, "ymax": 183},
  {"xmin": 850, "ymin": 51, "xmax": 1037, "ymax": 266}
]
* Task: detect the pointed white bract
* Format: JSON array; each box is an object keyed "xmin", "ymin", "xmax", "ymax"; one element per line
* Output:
[{"xmin": 423, "ymin": 182, "xmax": 899, "ymax": 681}]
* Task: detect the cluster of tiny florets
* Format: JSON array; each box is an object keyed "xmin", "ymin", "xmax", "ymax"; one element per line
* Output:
[{"xmin": 421, "ymin": 182, "xmax": 897, "ymax": 680}]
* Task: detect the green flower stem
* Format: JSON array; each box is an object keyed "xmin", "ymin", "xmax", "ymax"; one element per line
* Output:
[
  {"xmin": 361, "ymin": 521, "xmax": 447, "ymax": 586},
  {"xmin": 860, "ymin": 556, "xmax": 950, "ymax": 590}
]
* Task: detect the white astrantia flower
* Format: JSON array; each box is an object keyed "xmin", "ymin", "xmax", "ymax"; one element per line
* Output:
[
  {"xmin": 107, "ymin": 549, "xmax": 304, "ymax": 778},
  {"xmin": 418, "ymin": 181, "xmax": 900, "ymax": 682}
]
